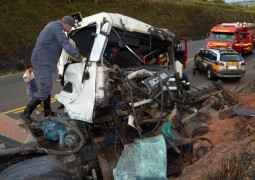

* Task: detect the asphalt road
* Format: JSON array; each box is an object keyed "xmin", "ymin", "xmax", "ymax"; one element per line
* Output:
[
  {"xmin": 1, "ymin": 39, "xmax": 255, "ymax": 119},
  {"xmin": 0, "ymin": 73, "xmax": 62, "ymax": 119}
]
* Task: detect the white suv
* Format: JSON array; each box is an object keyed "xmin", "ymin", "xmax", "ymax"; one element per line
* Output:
[{"xmin": 193, "ymin": 48, "xmax": 246, "ymax": 80}]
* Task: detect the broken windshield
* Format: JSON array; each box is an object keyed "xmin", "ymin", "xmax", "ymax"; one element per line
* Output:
[
  {"xmin": 70, "ymin": 25, "xmax": 97, "ymax": 58},
  {"xmin": 209, "ymin": 32, "xmax": 234, "ymax": 42}
]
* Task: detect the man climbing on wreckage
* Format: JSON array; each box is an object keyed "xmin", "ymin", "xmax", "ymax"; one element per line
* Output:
[{"xmin": 20, "ymin": 15, "xmax": 85, "ymax": 124}]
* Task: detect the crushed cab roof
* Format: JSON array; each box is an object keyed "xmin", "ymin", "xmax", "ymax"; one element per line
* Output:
[{"xmin": 77, "ymin": 12, "xmax": 153, "ymax": 34}]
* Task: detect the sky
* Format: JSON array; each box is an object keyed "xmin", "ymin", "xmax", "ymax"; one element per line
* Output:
[
  {"xmin": 225, "ymin": 0, "xmax": 254, "ymax": 2},
  {"xmin": 225, "ymin": 0, "xmax": 240, "ymax": 2}
]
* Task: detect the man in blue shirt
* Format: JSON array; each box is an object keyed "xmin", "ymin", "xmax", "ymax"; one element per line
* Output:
[{"xmin": 20, "ymin": 15, "xmax": 83, "ymax": 124}]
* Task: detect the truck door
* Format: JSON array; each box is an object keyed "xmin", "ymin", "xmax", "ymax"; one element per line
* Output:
[{"xmin": 174, "ymin": 37, "xmax": 187, "ymax": 69}]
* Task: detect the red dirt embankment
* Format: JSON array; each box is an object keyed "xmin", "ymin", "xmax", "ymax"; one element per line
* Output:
[{"xmin": 173, "ymin": 93, "xmax": 255, "ymax": 180}]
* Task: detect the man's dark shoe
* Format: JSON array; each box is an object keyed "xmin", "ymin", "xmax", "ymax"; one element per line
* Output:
[
  {"xmin": 20, "ymin": 110, "xmax": 32, "ymax": 124},
  {"xmin": 20, "ymin": 97, "xmax": 41, "ymax": 124},
  {"xmin": 44, "ymin": 111, "xmax": 60, "ymax": 119},
  {"xmin": 43, "ymin": 95, "xmax": 60, "ymax": 118}
]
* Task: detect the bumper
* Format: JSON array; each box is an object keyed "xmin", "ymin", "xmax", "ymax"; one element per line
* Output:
[{"xmin": 214, "ymin": 69, "xmax": 245, "ymax": 78}]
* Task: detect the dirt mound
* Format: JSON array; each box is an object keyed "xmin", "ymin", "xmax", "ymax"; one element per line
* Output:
[
  {"xmin": 172, "ymin": 92, "xmax": 255, "ymax": 180},
  {"xmin": 178, "ymin": 135, "xmax": 255, "ymax": 180}
]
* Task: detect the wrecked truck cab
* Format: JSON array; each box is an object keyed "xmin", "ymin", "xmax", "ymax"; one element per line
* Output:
[
  {"xmin": 1, "ymin": 12, "xmax": 204, "ymax": 179},
  {"xmin": 56, "ymin": 12, "xmax": 188, "ymax": 123}
]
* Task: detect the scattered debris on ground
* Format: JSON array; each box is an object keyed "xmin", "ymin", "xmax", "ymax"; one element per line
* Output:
[
  {"xmin": 172, "ymin": 80, "xmax": 255, "ymax": 180},
  {"xmin": 1, "ymin": 78, "xmax": 255, "ymax": 179}
]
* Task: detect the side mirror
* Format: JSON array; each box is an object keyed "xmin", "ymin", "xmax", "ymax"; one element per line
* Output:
[
  {"xmin": 70, "ymin": 12, "xmax": 83, "ymax": 27},
  {"xmin": 89, "ymin": 21, "xmax": 110, "ymax": 62},
  {"xmin": 100, "ymin": 21, "xmax": 110, "ymax": 35},
  {"xmin": 89, "ymin": 34, "xmax": 107, "ymax": 62},
  {"xmin": 70, "ymin": 12, "xmax": 83, "ymax": 23}
]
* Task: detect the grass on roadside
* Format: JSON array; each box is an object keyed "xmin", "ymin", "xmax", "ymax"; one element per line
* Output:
[{"xmin": 1, "ymin": 0, "xmax": 255, "ymax": 72}]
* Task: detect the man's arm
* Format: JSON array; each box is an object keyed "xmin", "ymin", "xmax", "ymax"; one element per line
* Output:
[{"xmin": 55, "ymin": 29, "xmax": 82, "ymax": 62}]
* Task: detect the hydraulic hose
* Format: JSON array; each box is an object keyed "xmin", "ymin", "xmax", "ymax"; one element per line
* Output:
[
  {"xmin": 0, "ymin": 117, "xmax": 85, "ymax": 156},
  {"xmin": 0, "ymin": 147, "xmax": 22, "ymax": 156}
]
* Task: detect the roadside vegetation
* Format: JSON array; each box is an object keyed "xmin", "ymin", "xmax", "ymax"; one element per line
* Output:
[
  {"xmin": 202, "ymin": 150, "xmax": 255, "ymax": 180},
  {"xmin": 0, "ymin": 0, "xmax": 255, "ymax": 74}
]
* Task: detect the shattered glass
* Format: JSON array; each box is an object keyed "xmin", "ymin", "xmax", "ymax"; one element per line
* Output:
[{"xmin": 113, "ymin": 134, "xmax": 167, "ymax": 180}]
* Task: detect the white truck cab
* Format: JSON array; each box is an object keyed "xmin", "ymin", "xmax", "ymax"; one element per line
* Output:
[{"xmin": 56, "ymin": 12, "xmax": 187, "ymax": 123}]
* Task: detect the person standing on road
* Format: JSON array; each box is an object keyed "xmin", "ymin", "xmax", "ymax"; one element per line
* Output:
[
  {"xmin": 23, "ymin": 64, "xmax": 44, "ymax": 115},
  {"xmin": 20, "ymin": 15, "xmax": 84, "ymax": 124}
]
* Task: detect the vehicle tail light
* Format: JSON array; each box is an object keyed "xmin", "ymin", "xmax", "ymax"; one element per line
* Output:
[
  {"xmin": 241, "ymin": 62, "xmax": 245, "ymax": 66},
  {"xmin": 212, "ymin": 68, "xmax": 218, "ymax": 73},
  {"xmin": 215, "ymin": 62, "xmax": 224, "ymax": 66}
]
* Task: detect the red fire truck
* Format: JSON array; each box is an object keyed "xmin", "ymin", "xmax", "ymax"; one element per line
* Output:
[{"xmin": 207, "ymin": 22, "xmax": 255, "ymax": 54}]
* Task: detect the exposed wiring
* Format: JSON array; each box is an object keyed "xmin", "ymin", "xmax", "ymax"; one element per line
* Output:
[
  {"xmin": 143, "ymin": 71, "xmax": 164, "ymax": 137},
  {"xmin": 129, "ymin": 84, "xmax": 143, "ymax": 137},
  {"xmin": 110, "ymin": 108, "xmax": 128, "ymax": 145}
]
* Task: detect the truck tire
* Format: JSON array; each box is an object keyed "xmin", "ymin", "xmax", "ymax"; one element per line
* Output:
[{"xmin": 0, "ymin": 155, "xmax": 75, "ymax": 180}]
